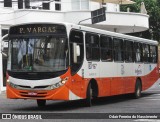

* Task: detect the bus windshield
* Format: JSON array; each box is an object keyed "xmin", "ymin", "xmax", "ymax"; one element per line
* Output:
[{"xmin": 8, "ymin": 36, "xmax": 69, "ymax": 72}]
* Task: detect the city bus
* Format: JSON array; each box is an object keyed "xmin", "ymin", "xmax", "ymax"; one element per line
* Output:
[{"xmin": 5, "ymin": 22, "xmax": 159, "ymax": 107}]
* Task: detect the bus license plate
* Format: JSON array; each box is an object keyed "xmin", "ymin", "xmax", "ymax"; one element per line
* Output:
[{"xmin": 28, "ymin": 92, "xmax": 37, "ymax": 96}]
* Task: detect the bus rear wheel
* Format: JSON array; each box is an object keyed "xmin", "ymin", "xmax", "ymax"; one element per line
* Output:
[
  {"xmin": 85, "ymin": 83, "xmax": 92, "ymax": 107},
  {"xmin": 37, "ymin": 100, "xmax": 46, "ymax": 107},
  {"xmin": 134, "ymin": 80, "xmax": 142, "ymax": 99}
]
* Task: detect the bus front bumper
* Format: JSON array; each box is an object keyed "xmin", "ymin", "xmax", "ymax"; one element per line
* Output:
[{"xmin": 6, "ymin": 84, "xmax": 70, "ymax": 100}]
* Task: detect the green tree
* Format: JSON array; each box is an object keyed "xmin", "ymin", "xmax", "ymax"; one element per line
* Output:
[
  {"xmin": 157, "ymin": 0, "xmax": 160, "ymax": 6},
  {"xmin": 121, "ymin": 0, "xmax": 160, "ymax": 41}
]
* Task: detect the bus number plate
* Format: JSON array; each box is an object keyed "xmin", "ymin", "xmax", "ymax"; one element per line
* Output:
[{"xmin": 28, "ymin": 92, "xmax": 37, "ymax": 96}]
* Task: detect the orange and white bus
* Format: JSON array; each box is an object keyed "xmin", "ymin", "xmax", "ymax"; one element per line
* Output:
[{"xmin": 6, "ymin": 22, "xmax": 159, "ymax": 107}]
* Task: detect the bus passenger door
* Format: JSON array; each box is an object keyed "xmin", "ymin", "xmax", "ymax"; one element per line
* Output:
[{"xmin": 69, "ymin": 30, "xmax": 84, "ymax": 99}]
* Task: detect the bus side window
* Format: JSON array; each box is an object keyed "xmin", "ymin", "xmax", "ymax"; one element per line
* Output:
[
  {"xmin": 100, "ymin": 35, "xmax": 113, "ymax": 62},
  {"xmin": 143, "ymin": 44, "xmax": 150, "ymax": 63},
  {"xmin": 125, "ymin": 40, "xmax": 133, "ymax": 62},
  {"xmin": 85, "ymin": 33, "xmax": 100, "ymax": 61},
  {"xmin": 150, "ymin": 45, "xmax": 157, "ymax": 63},
  {"xmin": 135, "ymin": 42, "xmax": 143, "ymax": 62},
  {"xmin": 113, "ymin": 38, "xmax": 123, "ymax": 62}
]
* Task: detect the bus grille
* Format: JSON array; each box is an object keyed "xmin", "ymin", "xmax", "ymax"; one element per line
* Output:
[{"xmin": 16, "ymin": 85, "xmax": 50, "ymax": 90}]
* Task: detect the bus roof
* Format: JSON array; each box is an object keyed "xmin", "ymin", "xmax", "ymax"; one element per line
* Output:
[
  {"xmin": 9, "ymin": 22, "xmax": 158, "ymax": 45},
  {"xmin": 65, "ymin": 23, "xmax": 158, "ymax": 46}
]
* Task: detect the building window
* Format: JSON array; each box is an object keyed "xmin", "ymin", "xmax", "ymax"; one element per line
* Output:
[
  {"xmin": 18, "ymin": 0, "xmax": 23, "ymax": 9},
  {"xmin": 25, "ymin": 0, "xmax": 30, "ymax": 9},
  {"xmin": 81, "ymin": 0, "xmax": 89, "ymax": 10},
  {"xmin": 55, "ymin": 3, "xmax": 61, "ymax": 11},
  {"xmin": 72, "ymin": 0, "xmax": 80, "ymax": 10},
  {"xmin": 72, "ymin": 0, "xmax": 89, "ymax": 10},
  {"xmin": 55, "ymin": 0, "xmax": 61, "ymax": 11},
  {"xmin": 4, "ymin": 0, "xmax": 12, "ymax": 7},
  {"xmin": 85, "ymin": 33, "xmax": 100, "ymax": 61},
  {"xmin": 43, "ymin": 2, "xmax": 50, "ymax": 10}
]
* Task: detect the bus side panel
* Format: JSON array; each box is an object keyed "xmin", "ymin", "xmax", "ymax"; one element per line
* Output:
[
  {"xmin": 124, "ymin": 77, "xmax": 136, "ymax": 94},
  {"xmin": 70, "ymin": 74, "xmax": 83, "ymax": 98},
  {"xmin": 124, "ymin": 63, "xmax": 135, "ymax": 94},
  {"xmin": 148, "ymin": 64, "xmax": 159, "ymax": 88},
  {"xmin": 76, "ymin": 61, "xmax": 101, "ymax": 98},
  {"xmin": 99, "ymin": 62, "xmax": 115, "ymax": 97},
  {"xmin": 101, "ymin": 78, "xmax": 111, "ymax": 97},
  {"xmin": 142, "ymin": 65, "xmax": 159, "ymax": 91},
  {"xmin": 144, "ymin": 64, "xmax": 150, "ymax": 89},
  {"xmin": 110, "ymin": 63, "xmax": 124, "ymax": 96}
]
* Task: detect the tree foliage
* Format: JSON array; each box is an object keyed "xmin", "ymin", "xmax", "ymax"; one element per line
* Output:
[{"xmin": 121, "ymin": 0, "xmax": 160, "ymax": 41}]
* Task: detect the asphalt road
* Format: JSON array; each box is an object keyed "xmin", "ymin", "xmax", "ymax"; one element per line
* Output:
[{"xmin": 0, "ymin": 79, "xmax": 160, "ymax": 122}]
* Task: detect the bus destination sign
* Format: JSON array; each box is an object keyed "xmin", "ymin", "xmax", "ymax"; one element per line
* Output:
[
  {"xmin": 9, "ymin": 24, "xmax": 66, "ymax": 35},
  {"xmin": 19, "ymin": 26, "xmax": 56, "ymax": 34}
]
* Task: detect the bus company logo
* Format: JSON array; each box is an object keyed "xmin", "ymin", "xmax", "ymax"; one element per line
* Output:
[
  {"xmin": 135, "ymin": 65, "xmax": 142, "ymax": 75},
  {"xmin": 88, "ymin": 62, "xmax": 97, "ymax": 69},
  {"xmin": 149, "ymin": 65, "xmax": 152, "ymax": 71},
  {"xmin": 121, "ymin": 64, "xmax": 125, "ymax": 75},
  {"xmin": 2, "ymin": 114, "xmax": 11, "ymax": 119}
]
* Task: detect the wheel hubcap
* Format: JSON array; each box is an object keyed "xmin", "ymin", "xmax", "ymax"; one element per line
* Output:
[
  {"xmin": 137, "ymin": 87, "xmax": 140, "ymax": 96},
  {"xmin": 90, "ymin": 88, "xmax": 93, "ymax": 99}
]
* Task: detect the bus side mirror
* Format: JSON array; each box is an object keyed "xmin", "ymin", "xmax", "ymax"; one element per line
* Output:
[
  {"xmin": 1, "ymin": 34, "xmax": 8, "ymax": 57},
  {"xmin": 73, "ymin": 43, "xmax": 80, "ymax": 63}
]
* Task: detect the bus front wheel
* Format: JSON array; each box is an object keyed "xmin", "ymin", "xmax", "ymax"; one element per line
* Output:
[
  {"xmin": 134, "ymin": 80, "xmax": 142, "ymax": 99},
  {"xmin": 37, "ymin": 100, "xmax": 46, "ymax": 107}
]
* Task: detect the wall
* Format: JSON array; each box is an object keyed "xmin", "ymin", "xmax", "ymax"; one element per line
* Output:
[
  {"xmin": 14, "ymin": 10, "xmax": 65, "ymax": 24},
  {"xmin": 0, "ymin": 24, "xmax": 3, "ymax": 93}
]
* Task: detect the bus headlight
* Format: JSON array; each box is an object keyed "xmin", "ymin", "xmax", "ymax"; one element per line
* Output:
[
  {"xmin": 61, "ymin": 77, "xmax": 68, "ymax": 84},
  {"xmin": 49, "ymin": 77, "xmax": 69, "ymax": 90},
  {"xmin": 7, "ymin": 79, "xmax": 10, "ymax": 83},
  {"xmin": 9, "ymin": 82, "xmax": 18, "ymax": 88}
]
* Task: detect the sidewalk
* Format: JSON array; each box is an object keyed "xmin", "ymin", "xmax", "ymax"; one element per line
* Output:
[
  {"xmin": 148, "ymin": 79, "xmax": 160, "ymax": 91},
  {"xmin": 0, "ymin": 91, "xmax": 6, "ymax": 99}
]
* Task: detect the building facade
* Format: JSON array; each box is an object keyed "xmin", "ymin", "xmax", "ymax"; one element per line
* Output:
[{"xmin": 0, "ymin": 0, "xmax": 149, "ymax": 92}]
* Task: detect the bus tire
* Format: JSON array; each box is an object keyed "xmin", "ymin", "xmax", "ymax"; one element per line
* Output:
[
  {"xmin": 134, "ymin": 80, "xmax": 142, "ymax": 99},
  {"xmin": 85, "ymin": 83, "xmax": 92, "ymax": 107},
  {"xmin": 37, "ymin": 100, "xmax": 46, "ymax": 107}
]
